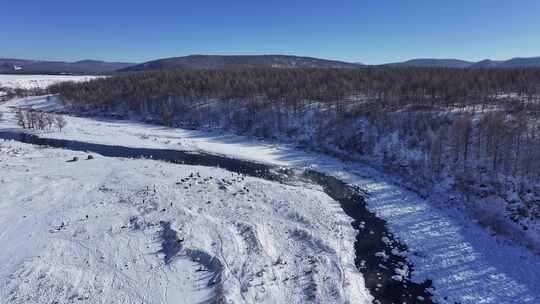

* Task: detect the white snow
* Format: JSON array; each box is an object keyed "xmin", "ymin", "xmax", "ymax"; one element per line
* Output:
[
  {"xmin": 0, "ymin": 74, "xmax": 100, "ymax": 90},
  {"xmin": 0, "ymin": 97, "xmax": 369, "ymax": 303},
  {"xmin": 1, "ymin": 95, "xmax": 540, "ymax": 303}
]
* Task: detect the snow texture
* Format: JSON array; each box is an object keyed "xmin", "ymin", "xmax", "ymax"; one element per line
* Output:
[
  {"xmin": 0, "ymin": 97, "xmax": 368, "ymax": 303},
  {"xmin": 0, "ymin": 74, "xmax": 100, "ymax": 90},
  {"xmin": 1, "ymin": 94, "xmax": 540, "ymax": 303}
]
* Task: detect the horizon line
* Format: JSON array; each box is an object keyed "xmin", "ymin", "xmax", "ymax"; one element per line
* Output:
[{"xmin": 2, "ymin": 53, "xmax": 540, "ymax": 66}]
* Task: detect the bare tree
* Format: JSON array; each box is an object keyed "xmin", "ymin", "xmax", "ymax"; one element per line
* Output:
[
  {"xmin": 451, "ymin": 113, "xmax": 473, "ymax": 166},
  {"xmin": 44, "ymin": 113, "xmax": 54, "ymax": 131},
  {"xmin": 15, "ymin": 109, "xmax": 26, "ymax": 129},
  {"xmin": 482, "ymin": 112, "xmax": 506, "ymax": 172},
  {"xmin": 159, "ymin": 101, "xmax": 173, "ymax": 126},
  {"xmin": 37, "ymin": 112, "xmax": 47, "ymax": 130},
  {"xmin": 55, "ymin": 114, "xmax": 67, "ymax": 132},
  {"xmin": 27, "ymin": 111, "xmax": 38, "ymax": 129}
]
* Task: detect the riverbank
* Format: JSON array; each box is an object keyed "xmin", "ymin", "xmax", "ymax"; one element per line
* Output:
[{"xmin": 0, "ymin": 138, "xmax": 369, "ymax": 303}]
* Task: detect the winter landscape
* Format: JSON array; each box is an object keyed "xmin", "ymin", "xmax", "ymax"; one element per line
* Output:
[
  {"xmin": 3, "ymin": 1, "xmax": 540, "ymax": 304},
  {"xmin": 2, "ymin": 67, "xmax": 540, "ymax": 304}
]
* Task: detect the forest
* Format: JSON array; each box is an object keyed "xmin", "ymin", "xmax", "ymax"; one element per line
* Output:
[{"xmin": 51, "ymin": 67, "xmax": 540, "ymax": 223}]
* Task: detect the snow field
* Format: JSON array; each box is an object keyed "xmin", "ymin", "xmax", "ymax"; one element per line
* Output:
[
  {"xmin": 0, "ymin": 74, "xmax": 101, "ymax": 90},
  {"xmin": 0, "ymin": 140, "xmax": 369, "ymax": 304},
  {"xmin": 2, "ymin": 95, "xmax": 540, "ymax": 303}
]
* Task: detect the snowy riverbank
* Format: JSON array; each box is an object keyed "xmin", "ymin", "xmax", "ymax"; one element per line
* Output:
[{"xmin": 0, "ymin": 138, "xmax": 368, "ymax": 303}]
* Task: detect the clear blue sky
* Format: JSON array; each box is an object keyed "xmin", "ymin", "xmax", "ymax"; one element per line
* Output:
[{"xmin": 2, "ymin": 0, "xmax": 539, "ymax": 64}]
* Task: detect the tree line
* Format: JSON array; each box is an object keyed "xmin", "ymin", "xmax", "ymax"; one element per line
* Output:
[
  {"xmin": 50, "ymin": 67, "xmax": 540, "ymax": 109},
  {"xmin": 15, "ymin": 109, "xmax": 68, "ymax": 132}
]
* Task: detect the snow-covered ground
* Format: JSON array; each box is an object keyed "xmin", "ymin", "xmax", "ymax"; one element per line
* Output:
[
  {"xmin": 0, "ymin": 98, "xmax": 369, "ymax": 303},
  {"xmin": 2, "ymin": 96, "xmax": 540, "ymax": 303},
  {"xmin": 0, "ymin": 74, "xmax": 100, "ymax": 90}
]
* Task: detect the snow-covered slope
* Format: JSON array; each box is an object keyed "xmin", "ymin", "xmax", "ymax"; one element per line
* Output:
[
  {"xmin": 0, "ymin": 97, "xmax": 369, "ymax": 303},
  {"xmin": 2, "ymin": 96, "xmax": 540, "ymax": 303},
  {"xmin": 0, "ymin": 140, "xmax": 368, "ymax": 304},
  {"xmin": 0, "ymin": 74, "xmax": 100, "ymax": 90}
]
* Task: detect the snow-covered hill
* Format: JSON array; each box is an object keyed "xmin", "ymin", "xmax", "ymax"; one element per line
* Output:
[
  {"xmin": 120, "ymin": 55, "xmax": 360, "ymax": 72},
  {"xmin": 0, "ymin": 58, "xmax": 135, "ymax": 74},
  {"xmin": 0, "ymin": 74, "xmax": 100, "ymax": 90}
]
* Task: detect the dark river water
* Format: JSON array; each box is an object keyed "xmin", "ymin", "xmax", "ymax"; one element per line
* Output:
[{"xmin": 0, "ymin": 130, "xmax": 435, "ymax": 304}]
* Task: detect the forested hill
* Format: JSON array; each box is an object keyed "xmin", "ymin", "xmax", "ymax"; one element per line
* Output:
[
  {"xmin": 119, "ymin": 55, "xmax": 362, "ymax": 71},
  {"xmin": 121, "ymin": 55, "xmax": 540, "ymax": 72},
  {"xmin": 386, "ymin": 57, "xmax": 540, "ymax": 68},
  {"xmin": 4, "ymin": 55, "xmax": 540, "ymax": 74},
  {"xmin": 52, "ymin": 67, "xmax": 540, "ymax": 104},
  {"xmin": 51, "ymin": 67, "xmax": 540, "ymax": 235},
  {"xmin": 386, "ymin": 59, "xmax": 474, "ymax": 68}
]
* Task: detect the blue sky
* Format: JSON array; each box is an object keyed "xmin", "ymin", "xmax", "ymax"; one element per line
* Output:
[{"xmin": 2, "ymin": 0, "xmax": 539, "ymax": 64}]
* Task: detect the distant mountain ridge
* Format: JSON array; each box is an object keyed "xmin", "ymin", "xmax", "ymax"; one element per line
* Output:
[
  {"xmin": 124, "ymin": 55, "xmax": 540, "ymax": 72},
  {"xmin": 386, "ymin": 59, "xmax": 473, "ymax": 68},
  {"xmin": 0, "ymin": 58, "xmax": 136, "ymax": 74},
  {"xmin": 479, "ymin": 57, "xmax": 540, "ymax": 68},
  {"xmin": 120, "ymin": 55, "xmax": 361, "ymax": 72},
  {"xmin": 2, "ymin": 55, "xmax": 540, "ymax": 74},
  {"xmin": 386, "ymin": 57, "xmax": 540, "ymax": 68},
  {"xmin": 469, "ymin": 59, "xmax": 504, "ymax": 68}
]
